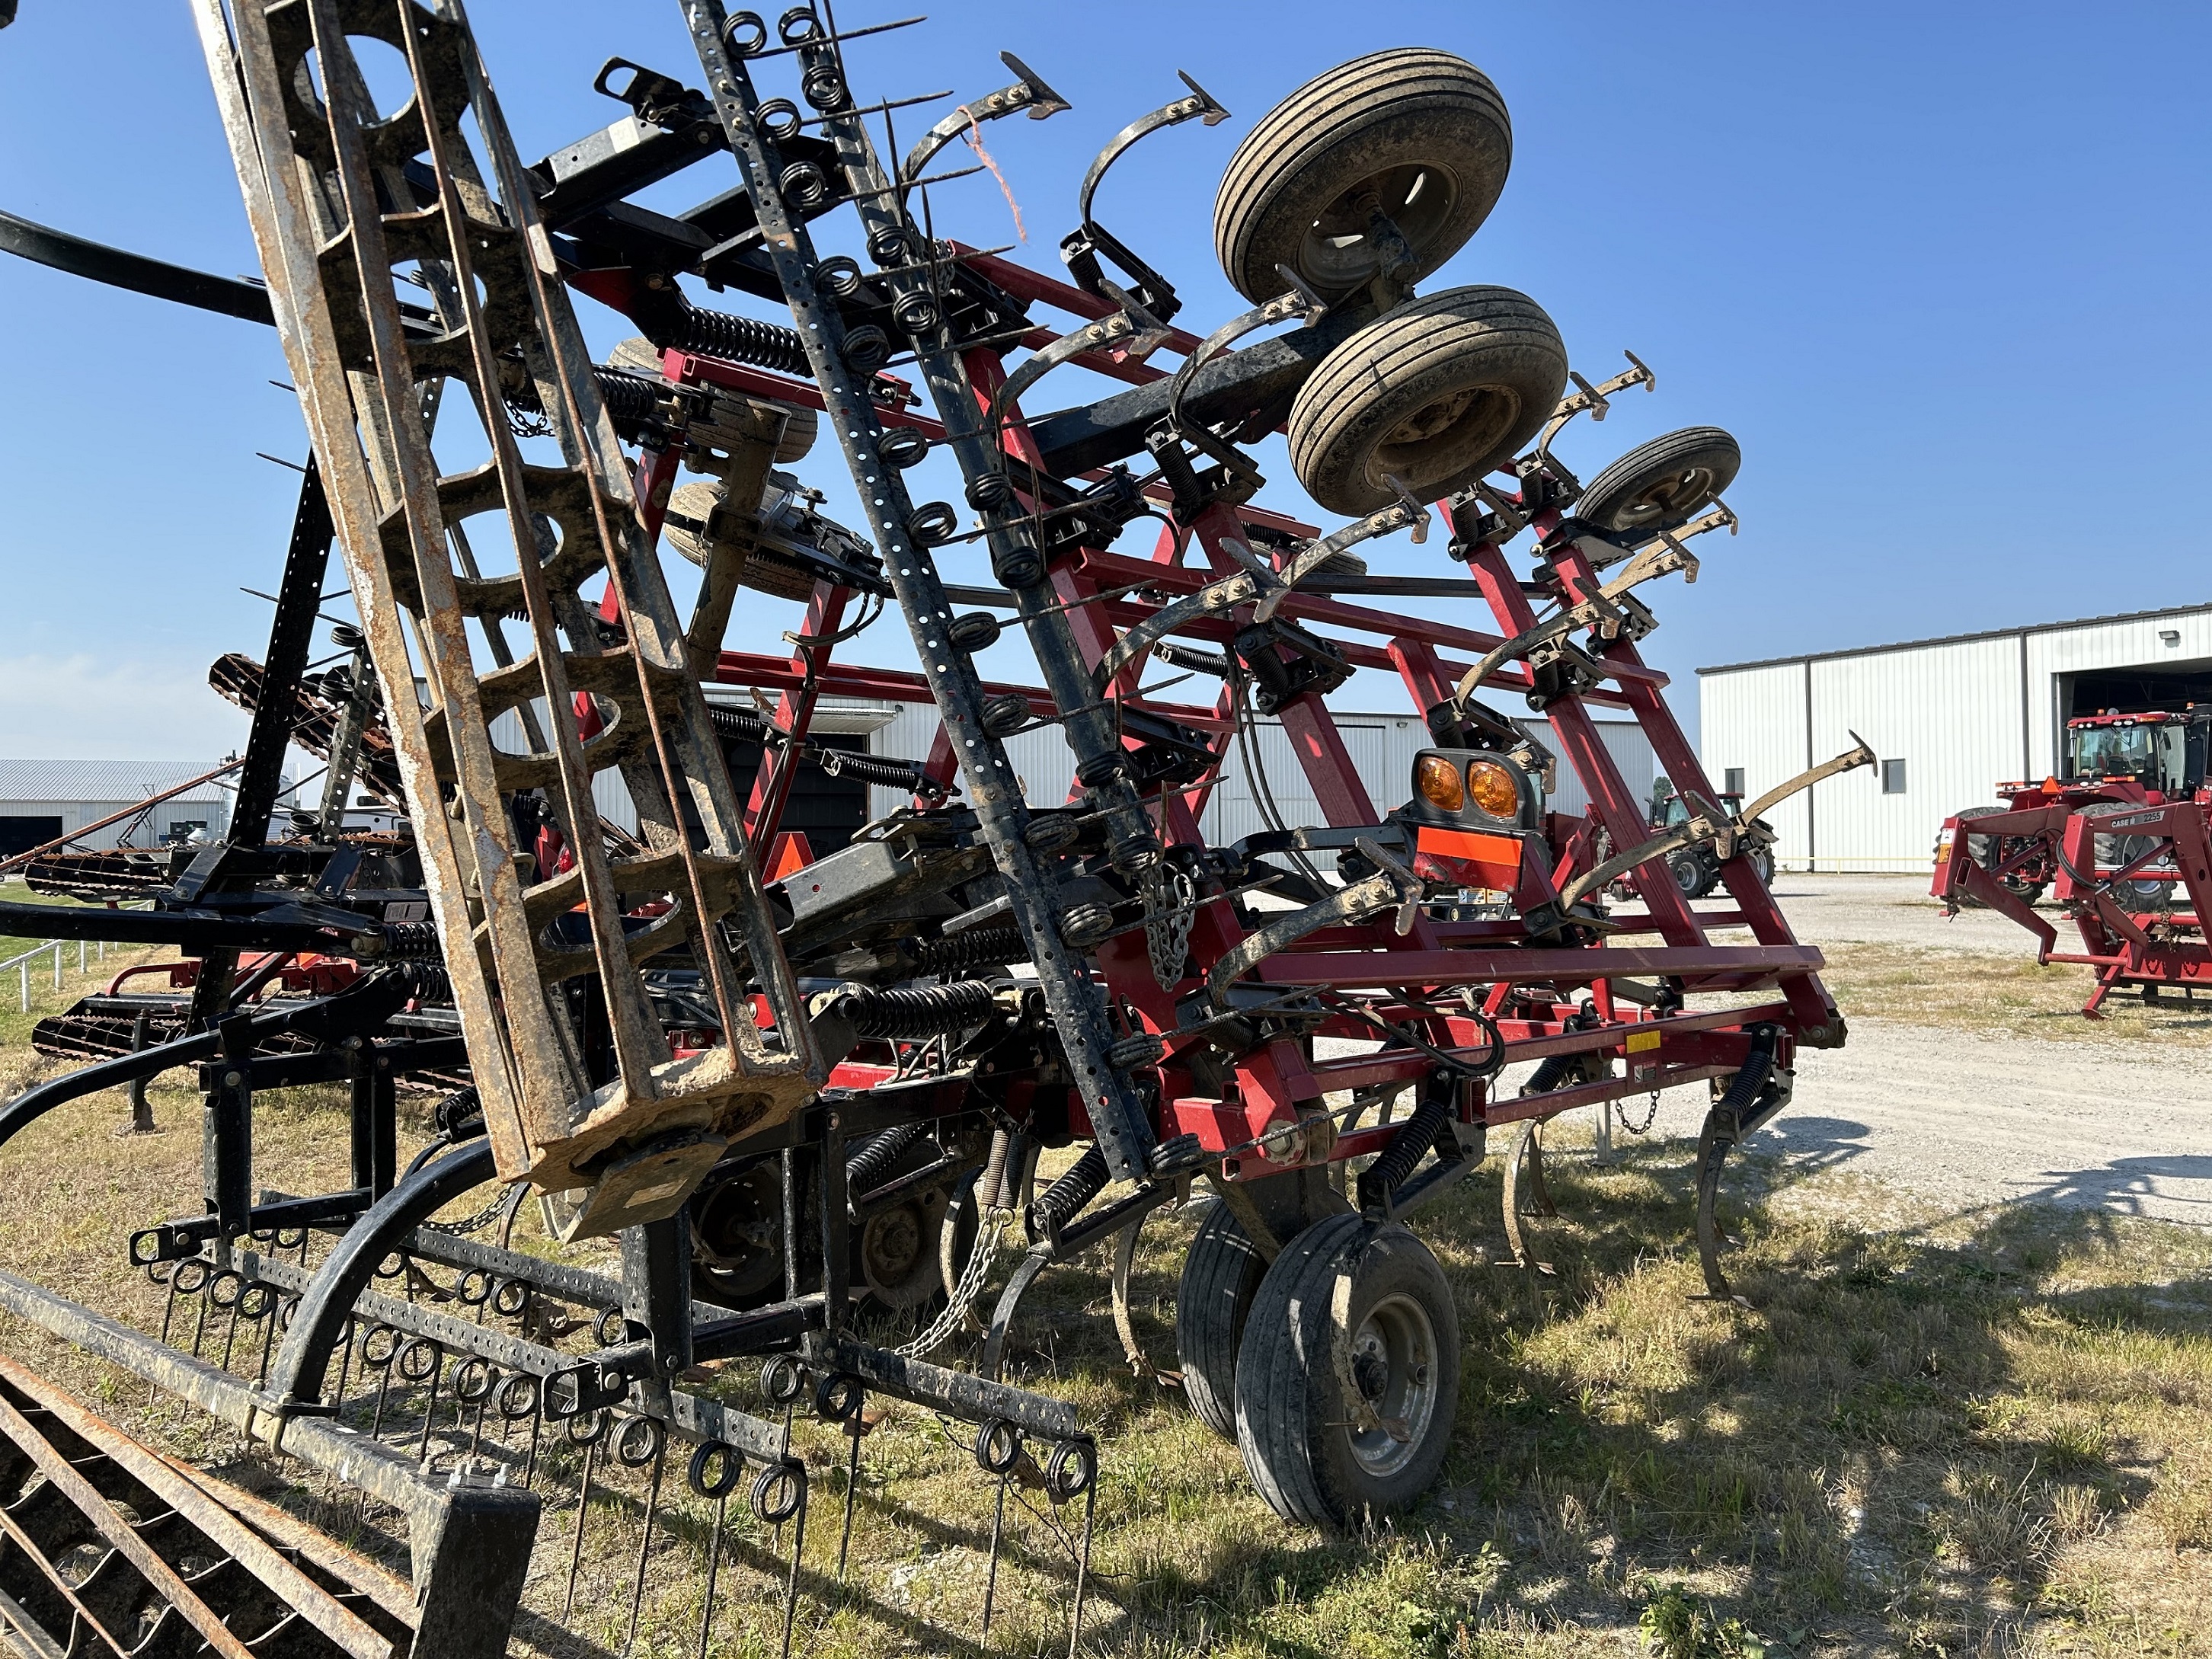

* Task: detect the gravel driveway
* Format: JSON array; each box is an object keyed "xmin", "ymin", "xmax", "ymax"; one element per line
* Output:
[{"xmin": 1667, "ymin": 875, "xmax": 2210, "ymax": 1227}]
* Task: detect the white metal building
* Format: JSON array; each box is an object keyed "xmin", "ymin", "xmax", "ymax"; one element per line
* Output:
[
  {"xmin": 0, "ymin": 759, "xmax": 286, "ymax": 858},
  {"xmin": 1699, "ymin": 603, "xmax": 2212, "ymax": 872}
]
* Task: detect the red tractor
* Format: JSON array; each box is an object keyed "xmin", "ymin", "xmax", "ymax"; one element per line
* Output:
[{"xmin": 1935, "ymin": 706, "xmax": 2212, "ymax": 1014}]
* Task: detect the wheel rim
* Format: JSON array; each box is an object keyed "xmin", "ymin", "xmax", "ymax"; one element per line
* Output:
[
  {"xmin": 1344, "ymin": 1291, "xmax": 1440, "ymax": 1479},
  {"xmin": 1302, "ymin": 163, "xmax": 1459, "ymax": 292},
  {"xmin": 1370, "ymin": 384, "xmax": 1520, "ymax": 494},
  {"xmin": 1608, "ymin": 464, "xmax": 1715, "ymax": 529}
]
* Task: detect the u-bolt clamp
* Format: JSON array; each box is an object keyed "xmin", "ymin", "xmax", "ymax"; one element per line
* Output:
[{"xmin": 899, "ymin": 51, "xmax": 1072, "ymax": 184}]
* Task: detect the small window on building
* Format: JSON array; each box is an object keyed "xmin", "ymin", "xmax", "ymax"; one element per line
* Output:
[
  {"xmin": 1880, "ymin": 759, "xmax": 1907, "ymax": 794},
  {"xmin": 165, "ymin": 821, "xmax": 208, "ymax": 842},
  {"xmin": 1723, "ymin": 767, "xmax": 1745, "ymax": 796}
]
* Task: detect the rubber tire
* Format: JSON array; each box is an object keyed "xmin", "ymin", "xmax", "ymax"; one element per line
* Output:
[
  {"xmin": 1215, "ymin": 50, "xmax": 1511, "ymax": 304},
  {"xmin": 1667, "ymin": 847, "xmax": 1707, "ymax": 900},
  {"xmin": 1956, "ymin": 805, "xmax": 2046, "ymax": 903},
  {"xmin": 1175, "ymin": 1198, "xmax": 1266, "ymax": 1439},
  {"xmin": 1232, "ymin": 1214, "xmax": 1460, "ymax": 1530},
  {"xmin": 1747, "ymin": 845, "xmax": 1776, "ymax": 887},
  {"xmin": 1287, "ymin": 286, "xmax": 1567, "ymax": 516},
  {"xmin": 1575, "ymin": 426, "xmax": 1740, "ymax": 538}
]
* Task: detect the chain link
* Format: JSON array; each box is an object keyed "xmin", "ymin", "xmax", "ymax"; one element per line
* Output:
[
  {"xmin": 897, "ymin": 1204, "xmax": 1012, "ymax": 1360},
  {"xmin": 423, "ymin": 1181, "xmax": 526, "ymax": 1237}
]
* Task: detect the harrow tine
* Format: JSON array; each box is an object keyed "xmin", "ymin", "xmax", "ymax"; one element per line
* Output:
[
  {"xmin": 835, "ymin": 1396, "xmax": 865, "ymax": 1580},
  {"xmin": 689, "ymin": 1441, "xmax": 742, "ymax": 1659},
  {"xmin": 778, "ymin": 1481, "xmax": 808, "ymax": 1659},
  {"xmin": 624, "ymin": 1451, "xmax": 663, "ymax": 1651},
  {"xmin": 1068, "ymin": 1478, "xmax": 1097, "ymax": 1659},
  {"xmin": 980, "ymin": 1469, "xmax": 1009, "ymax": 1641},
  {"xmin": 561, "ymin": 1434, "xmax": 599, "ymax": 1625}
]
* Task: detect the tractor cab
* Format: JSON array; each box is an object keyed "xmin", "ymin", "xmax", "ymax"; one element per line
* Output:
[{"xmin": 2062, "ymin": 708, "xmax": 2210, "ymax": 801}]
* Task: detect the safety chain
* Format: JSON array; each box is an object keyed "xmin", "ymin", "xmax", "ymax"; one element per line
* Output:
[
  {"xmin": 897, "ymin": 1203, "xmax": 1013, "ymax": 1360},
  {"xmin": 1614, "ymin": 1091, "xmax": 1661, "ymax": 1136},
  {"xmin": 423, "ymin": 1181, "xmax": 527, "ymax": 1237}
]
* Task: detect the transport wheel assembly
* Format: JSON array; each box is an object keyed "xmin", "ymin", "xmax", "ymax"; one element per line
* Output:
[
  {"xmin": 1214, "ymin": 48, "xmax": 1512, "ymax": 303},
  {"xmin": 1287, "ymin": 285, "xmax": 1568, "ymax": 515},
  {"xmin": 1175, "ymin": 1197, "xmax": 1267, "ymax": 1438},
  {"xmin": 1575, "ymin": 425, "xmax": 1741, "ymax": 537},
  {"xmin": 1232, "ymin": 1215, "xmax": 1460, "ymax": 1529}
]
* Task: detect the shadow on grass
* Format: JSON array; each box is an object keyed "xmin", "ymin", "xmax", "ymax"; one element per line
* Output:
[{"xmin": 968, "ymin": 1126, "xmax": 2212, "ymax": 1657}]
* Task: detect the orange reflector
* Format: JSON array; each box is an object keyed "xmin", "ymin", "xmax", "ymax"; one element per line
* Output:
[{"xmin": 1412, "ymin": 825, "xmax": 1523, "ymax": 891}]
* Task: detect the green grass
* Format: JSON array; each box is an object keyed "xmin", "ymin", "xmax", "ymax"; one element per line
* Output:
[{"xmin": 0, "ymin": 1045, "xmax": 2204, "ymax": 1657}]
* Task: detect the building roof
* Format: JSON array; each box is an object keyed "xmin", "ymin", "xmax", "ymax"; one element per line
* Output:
[
  {"xmin": 0, "ymin": 759, "xmax": 252, "ymax": 805},
  {"xmin": 1698, "ymin": 601, "xmax": 2212, "ymax": 676}
]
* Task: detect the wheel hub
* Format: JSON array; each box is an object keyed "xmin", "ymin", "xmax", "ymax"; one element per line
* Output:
[{"xmin": 1344, "ymin": 1291, "xmax": 1439, "ymax": 1478}]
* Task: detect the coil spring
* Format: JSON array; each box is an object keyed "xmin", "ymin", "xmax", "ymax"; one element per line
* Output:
[
  {"xmin": 845, "ymin": 1122, "xmax": 925, "ymax": 1196},
  {"xmin": 1027, "ymin": 1144, "xmax": 1108, "ymax": 1242},
  {"xmin": 663, "ymin": 302, "xmax": 812, "ymax": 376},
  {"xmin": 378, "ymin": 921, "xmax": 442, "ymax": 962},
  {"xmin": 909, "ymin": 925, "xmax": 1024, "ymax": 973},
  {"xmin": 592, "ymin": 366, "xmax": 663, "ymax": 426},
  {"xmin": 977, "ymin": 1130, "xmax": 1014, "ymax": 1210},
  {"xmin": 389, "ymin": 959, "xmax": 449, "ymax": 1000},
  {"xmin": 832, "ymin": 979, "xmax": 996, "ymax": 1040},
  {"xmin": 1715, "ymin": 1026, "xmax": 1777, "ymax": 1125},
  {"xmin": 1357, "ymin": 1095, "xmax": 1452, "ymax": 1211}
]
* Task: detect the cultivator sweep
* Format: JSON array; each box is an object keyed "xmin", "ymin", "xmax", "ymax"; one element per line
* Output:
[{"xmin": 0, "ymin": 3, "xmax": 1877, "ymax": 1651}]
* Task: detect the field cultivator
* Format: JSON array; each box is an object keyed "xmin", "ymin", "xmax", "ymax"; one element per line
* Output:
[
  {"xmin": 1934, "ymin": 706, "xmax": 2212, "ymax": 1015},
  {"xmin": 0, "ymin": 4, "xmax": 1874, "ymax": 1651}
]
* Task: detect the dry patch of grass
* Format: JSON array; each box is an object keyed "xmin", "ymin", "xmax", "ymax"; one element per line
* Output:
[
  {"xmin": 0, "ymin": 970, "xmax": 2206, "ymax": 1656},
  {"xmin": 1811, "ymin": 941, "xmax": 2212, "ymax": 1047}
]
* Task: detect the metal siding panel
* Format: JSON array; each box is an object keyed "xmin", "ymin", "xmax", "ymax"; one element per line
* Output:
[
  {"xmin": 1808, "ymin": 637, "xmax": 2020, "ymax": 871},
  {"xmin": 1699, "ymin": 663, "xmax": 1811, "ymax": 865}
]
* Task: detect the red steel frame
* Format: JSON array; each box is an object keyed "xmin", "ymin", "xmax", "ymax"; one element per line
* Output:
[{"xmin": 600, "ymin": 251, "xmax": 1842, "ymax": 1175}]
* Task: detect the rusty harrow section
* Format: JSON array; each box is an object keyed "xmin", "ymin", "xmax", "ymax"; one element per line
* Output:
[
  {"xmin": 192, "ymin": 0, "xmax": 819, "ymax": 1237},
  {"xmin": 0, "ymin": 1356, "xmax": 412, "ymax": 1659}
]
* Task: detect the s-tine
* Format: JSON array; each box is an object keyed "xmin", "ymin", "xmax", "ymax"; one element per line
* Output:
[{"xmin": 679, "ymin": 0, "xmax": 1163, "ymax": 1184}]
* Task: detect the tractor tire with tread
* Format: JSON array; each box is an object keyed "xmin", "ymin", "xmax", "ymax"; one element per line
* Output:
[
  {"xmin": 1175, "ymin": 1198, "xmax": 1266, "ymax": 1440},
  {"xmin": 1232, "ymin": 1213, "xmax": 1459, "ymax": 1530},
  {"xmin": 1574, "ymin": 426, "xmax": 1740, "ymax": 539},
  {"xmin": 1214, "ymin": 49, "xmax": 1511, "ymax": 304},
  {"xmin": 1287, "ymin": 286, "xmax": 1566, "ymax": 516}
]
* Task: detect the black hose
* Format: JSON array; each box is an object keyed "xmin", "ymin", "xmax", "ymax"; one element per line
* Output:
[{"xmin": 1026, "ymin": 1144, "xmax": 1108, "ymax": 1243}]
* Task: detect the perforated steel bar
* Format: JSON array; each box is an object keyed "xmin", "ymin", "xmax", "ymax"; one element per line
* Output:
[{"xmin": 677, "ymin": 0, "xmax": 1162, "ymax": 1181}]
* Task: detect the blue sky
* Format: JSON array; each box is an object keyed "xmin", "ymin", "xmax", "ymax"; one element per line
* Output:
[{"xmin": 1, "ymin": 2, "xmax": 2204, "ymax": 762}]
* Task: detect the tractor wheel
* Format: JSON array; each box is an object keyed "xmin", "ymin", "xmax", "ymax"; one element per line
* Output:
[
  {"xmin": 1574, "ymin": 427, "xmax": 1741, "ymax": 539},
  {"xmin": 1232, "ymin": 1214, "xmax": 1459, "ymax": 1530},
  {"xmin": 1747, "ymin": 845, "xmax": 1776, "ymax": 887},
  {"xmin": 1287, "ymin": 286, "xmax": 1566, "ymax": 516},
  {"xmin": 1175, "ymin": 1197, "xmax": 1266, "ymax": 1439},
  {"xmin": 1214, "ymin": 49, "xmax": 1510, "ymax": 304},
  {"xmin": 1667, "ymin": 847, "xmax": 1714, "ymax": 900}
]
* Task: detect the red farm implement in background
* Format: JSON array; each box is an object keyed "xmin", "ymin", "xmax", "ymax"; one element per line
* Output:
[{"xmin": 1935, "ymin": 707, "xmax": 2212, "ymax": 1015}]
